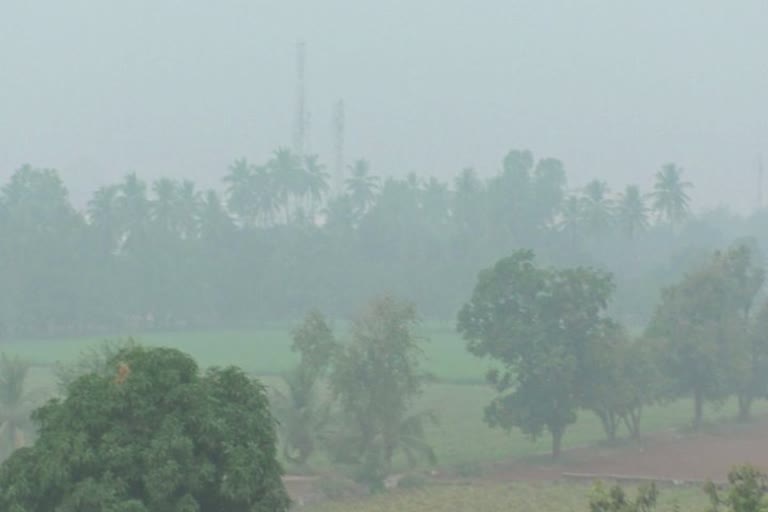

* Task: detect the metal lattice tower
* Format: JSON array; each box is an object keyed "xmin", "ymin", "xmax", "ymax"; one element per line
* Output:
[
  {"xmin": 758, "ymin": 154, "xmax": 764, "ymax": 211},
  {"xmin": 293, "ymin": 41, "xmax": 307, "ymax": 157},
  {"xmin": 333, "ymin": 99, "xmax": 345, "ymax": 195}
]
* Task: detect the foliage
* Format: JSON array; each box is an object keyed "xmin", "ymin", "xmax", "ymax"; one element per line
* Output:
[
  {"xmin": 0, "ymin": 354, "xmax": 48, "ymax": 461},
  {"xmin": 54, "ymin": 338, "xmax": 139, "ymax": 393},
  {"xmin": 0, "ymin": 152, "xmax": 733, "ymax": 341},
  {"xmin": 647, "ymin": 243, "xmax": 765, "ymax": 426},
  {"xmin": 272, "ymin": 311, "xmax": 336, "ymax": 465},
  {"xmin": 588, "ymin": 481, "xmax": 659, "ymax": 512},
  {"xmin": 328, "ymin": 296, "xmax": 435, "ymax": 491},
  {"xmin": 583, "ymin": 325, "xmax": 661, "ymax": 441},
  {"xmin": 705, "ymin": 465, "xmax": 768, "ymax": 512},
  {"xmin": 0, "ymin": 345, "xmax": 290, "ymax": 512},
  {"xmin": 457, "ymin": 250, "xmax": 615, "ymax": 458}
]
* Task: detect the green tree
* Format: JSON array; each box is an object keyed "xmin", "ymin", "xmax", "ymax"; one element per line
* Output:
[
  {"xmin": 328, "ymin": 296, "xmax": 435, "ymax": 491},
  {"xmin": 647, "ymin": 244, "xmax": 764, "ymax": 427},
  {"xmin": 0, "ymin": 354, "xmax": 48, "ymax": 461},
  {"xmin": 617, "ymin": 185, "xmax": 649, "ymax": 238},
  {"xmin": 705, "ymin": 465, "xmax": 768, "ymax": 512},
  {"xmin": 457, "ymin": 250, "xmax": 615, "ymax": 459},
  {"xmin": 272, "ymin": 311, "xmax": 336, "ymax": 465},
  {"xmin": 0, "ymin": 345, "xmax": 290, "ymax": 512},
  {"xmin": 583, "ymin": 326, "xmax": 660, "ymax": 441},
  {"xmin": 345, "ymin": 159, "xmax": 379, "ymax": 216},
  {"xmin": 651, "ymin": 163, "xmax": 693, "ymax": 224}
]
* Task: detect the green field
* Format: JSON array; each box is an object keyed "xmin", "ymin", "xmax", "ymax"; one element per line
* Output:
[
  {"xmin": 306, "ymin": 482, "xmax": 709, "ymax": 512},
  {"xmin": 4, "ymin": 325, "xmax": 764, "ymax": 473},
  {"xmin": 0, "ymin": 324, "xmax": 491, "ymax": 383}
]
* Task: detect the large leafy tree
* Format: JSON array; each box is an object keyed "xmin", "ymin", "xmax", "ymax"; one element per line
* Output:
[
  {"xmin": 651, "ymin": 163, "xmax": 693, "ymax": 224},
  {"xmin": 0, "ymin": 346, "xmax": 290, "ymax": 512},
  {"xmin": 457, "ymin": 250, "xmax": 615, "ymax": 458},
  {"xmin": 647, "ymin": 243, "xmax": 764, "ymax": 426}
]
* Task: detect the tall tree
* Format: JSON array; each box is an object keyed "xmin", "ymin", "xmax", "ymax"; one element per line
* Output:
[
  {"xmin": 652, "ymin": 163, "xmax": 693, "ymax": 224},
  {"xmin": 329, "ymin": 296, "xmax": 435, "ymax": 490},
  {"xmin": 457, "ymin": 250, "xmax": 615, "ymax": 459},
  {"xmin": 617, "ymin": 185, "xmax": 649, "ymax": 238},
  {"xmin": 345, "ymin": 159, "xmax": 380, "ymax": 216}
]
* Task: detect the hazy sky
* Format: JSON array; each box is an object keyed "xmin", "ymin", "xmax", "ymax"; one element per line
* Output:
[{"xmin": 1, "ymin": 1, "xmax": 766, "ymax": 211}]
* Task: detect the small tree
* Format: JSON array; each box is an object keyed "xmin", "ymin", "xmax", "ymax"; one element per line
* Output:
[
  {"xmin": 328, "ymin": 296, "xmax": 435, "ymax": 491},
  {"xmin": 0, "ymin": 354, "xmax": 48, "ymax": 460},
  {"xmin": 583, "ymin": 326, "xmax": 661, "ymax": 441},
  {"xmin": 458, "ymin": 250, "xmax": 615, "ymax": 459},
  {"xmin": 272, "ymin": 311, "xmax": 336, "ymax": 465},
  {"xmin": 705, "ymin": 465, "xmax": 768, "ymax": 512},
  {"xmin": 0, "ymin": 345, "xmax": 291, "ymax": 512}
]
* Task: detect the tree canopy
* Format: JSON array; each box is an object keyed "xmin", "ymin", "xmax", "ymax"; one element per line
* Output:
[{"xmin": 0, "ymin": 346, "xmax": 290, "ymax": 512}]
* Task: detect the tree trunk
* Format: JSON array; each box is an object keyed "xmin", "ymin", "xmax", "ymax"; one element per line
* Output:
[
  {"xmin": 694, "ymin": 388, "xmax": 704, "ymax": 429},
  {"xmin": 551, "ymin": 426, "xmax": 563, "ymax": 460},
  {"xmin": 738, "ymin": 394, "xmax": 753, "ymax": 422}
]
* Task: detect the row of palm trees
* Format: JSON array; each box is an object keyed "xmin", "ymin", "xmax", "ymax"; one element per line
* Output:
[
  {"xmin": 563, "ymin": 164, "xmax": 693, "ymax": 238},
  {"xmin": 82, "ymin": 148, "xmax": 693, "ymax": 247}
]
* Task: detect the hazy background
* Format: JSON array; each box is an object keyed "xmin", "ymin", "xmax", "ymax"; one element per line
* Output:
[{"xmin": 1, "ymin": 0, "xmax": 766, "ymax": 211}]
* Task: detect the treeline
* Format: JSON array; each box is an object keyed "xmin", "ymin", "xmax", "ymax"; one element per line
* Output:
[{"xmin": 1, "ymin": 148, "xmax": 766, "ymax": 339}]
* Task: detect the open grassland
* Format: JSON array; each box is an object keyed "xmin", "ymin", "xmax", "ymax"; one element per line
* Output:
[
  {"xmin": 6, "ymin": 325, "xmax": 768, "ymax": 471},
  {"xmin": 0, "ymin": 324, "xmax": 491, "ymax": 383},
  {"xmin": 305, "ymin": 483, "xmax": 709, "ymax": 512}
]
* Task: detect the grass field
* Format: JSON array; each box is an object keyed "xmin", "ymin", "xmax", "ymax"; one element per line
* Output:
[
  {"xmin": 305, "ymin": 482, "xmax": 710, "ymax": 512},
  {"xmin": 0, "ymin": 324, "xmax": 491, "ymax": 383},
  {"xmin": 4, "ymin": 325, "xmax": 767, "ymax": 472}
]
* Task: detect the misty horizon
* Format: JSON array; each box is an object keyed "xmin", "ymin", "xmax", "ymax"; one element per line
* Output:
[{"xmin": 2, "ymin": 1, "xmax": 767, "ymax": 212}]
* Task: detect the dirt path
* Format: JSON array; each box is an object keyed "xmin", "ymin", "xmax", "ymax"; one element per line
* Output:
[
  {"xmin": 476, "ymin": 417, "xmax": 768, "ymax": 484},
  {"xmin": 284, "ymin": 416, "xmax": 768, "ymax": 504}
]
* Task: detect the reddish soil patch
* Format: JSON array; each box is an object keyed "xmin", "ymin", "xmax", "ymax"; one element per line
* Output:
[{"xmin": 479, "ymin": 417, "xmax": 768, "ymax": 484}]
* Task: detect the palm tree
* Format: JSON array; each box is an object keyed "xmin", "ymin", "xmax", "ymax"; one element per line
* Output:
[
  {"xmin": 223, "ymin": 158, "xmax": 256, "ymax": 226},
  {"xmin": 175, "ymin": 180, "xmax": 202, "ymax": 239},
  {"xmin": 345, "ymin": 159, "xmax": 379, "ymax": 215},
  {"xmin": 118, "ymin": 172, "xmax": 150, "ymax": 237},
  {"xmin": 617, "ymin": 185, "xmax": 649, "ymax": 238},
  {"xmin": 582, "ymin": 180, "xmax": 614, "ymax": 235},
  {"xmin": 87, "ymin": 184, "xmax": 123, "ymax": 253},
  {"xmin": 268, "ymin": 147, "xmax": 307, "ymax": 222},
  {"xmin": 0, "ymin": 354, "xmax": 46, "ymax": 460},
  {"xmin": 199, "ymin": 190, "xmax": 234, "ymax": 240},
  {"xmin": 151, "ymin": 178, "xmax": 178, "ymax": 234},
  {"xmin": 303, "ymin": 154, "xmax": 330, "ymax": 214},
  {"xmin": 652, "ymin": 163, "xmax": 693, "ymax": 224}
]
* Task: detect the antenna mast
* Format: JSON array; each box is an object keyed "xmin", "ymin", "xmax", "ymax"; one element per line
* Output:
[
  {"xmin": 333, "ymin": 99, "xmax": 345, "ymax": 195},
  {"xmin": 293, "ymin": 40, "xmax": 307, "ymax": 158},
  {"xmin": 758, "ymin": 154, "xmax": 764, "ymax": 211}
]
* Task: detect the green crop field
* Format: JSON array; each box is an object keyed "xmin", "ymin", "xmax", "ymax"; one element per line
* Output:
[{"xmin": 306, "ymin": 482, "xmax": 709, "ymax": 512}]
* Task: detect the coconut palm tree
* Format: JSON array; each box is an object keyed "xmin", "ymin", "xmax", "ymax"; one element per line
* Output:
[
  {"xmin": 652, "ymin": 163, "xmax": 693, "ymax": 224},
  {"xmin": 268, "ymin": 147, "xmax": 307, "ymax": 222},
  {"xmin": 88, "ymin": 184, "xmax": 123, "ymax": 253},
  {"xmin": 345, "ymin": 159, "xmax": 379, "ymax": 215},
  {"xmin": 581, "ymin": 180, "xmax": 614, "ymax": 236},
  {"xmin": 175, "ymin": 180, "xmax": 202, "ymax": 239},
  {"xmin": 303, "ymin": 154, "xmax": 330, "ymax": 214},
  {"xmin": 617, "ymin": 185, "xmax": 649, "ymax": 238},
  {"xmin": 151, "ymin": 178, "xmax": 178, "ymax": 234}
]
